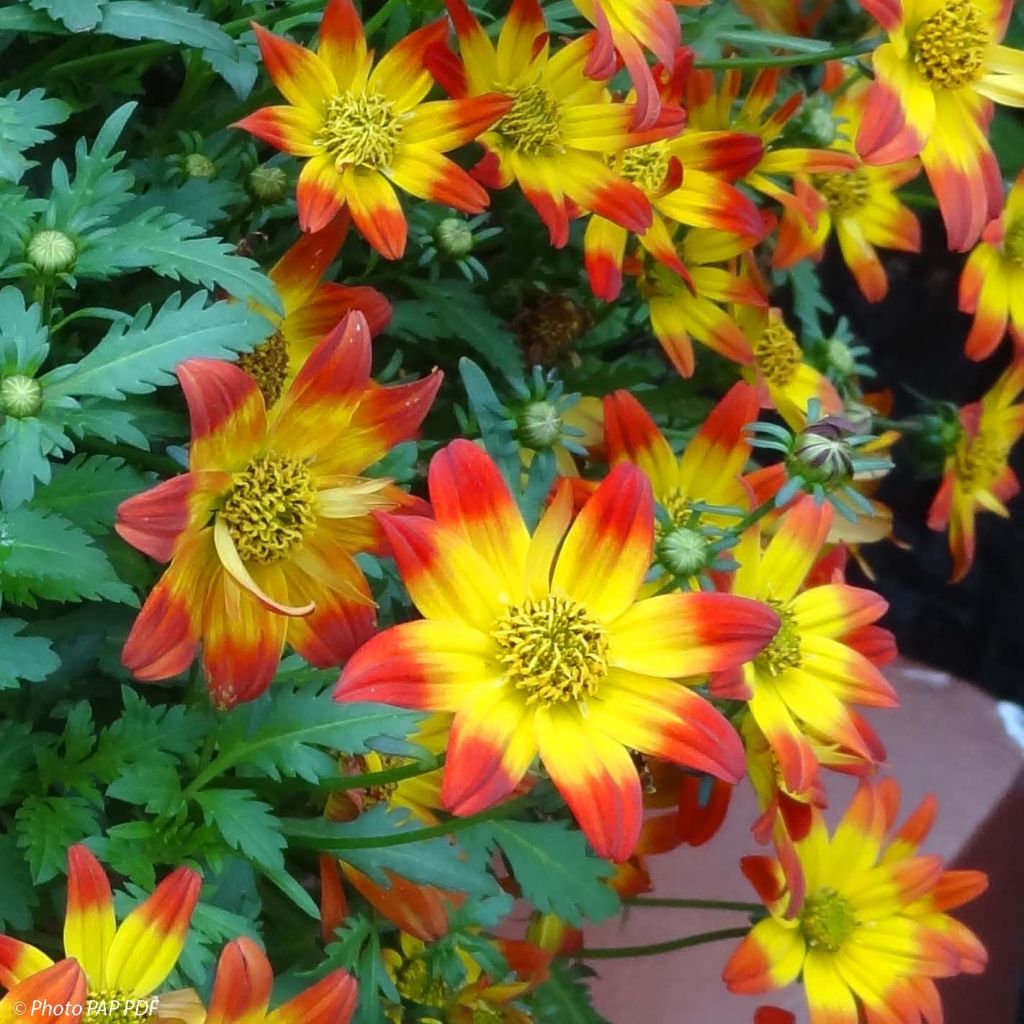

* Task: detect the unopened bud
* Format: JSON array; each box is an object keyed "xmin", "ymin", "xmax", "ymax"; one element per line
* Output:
[
  {"xmin": 791, "ymin": 416, "xmax": 858, "ymax": 485},
  {"xmin": 657, "ymin": 527, "xmax": 710, "ymax": 578},
  {"xmin": 434, "ymin": 217, "xmax": 474, "ymax": 259},
  {"xmin": 518, "ymin": 400, "xmax": 562, "ymax": 450},
  {"xmin": 26, "ymin": 230, "xmax": 76, "ymax": 274},
  {"xmin": 0, "ymin": 375, "xmax": 43, "ymax": 418},
  {"xmin": 247, "ymin": 165, "xmax": 288, "ymax": 204},
  {"xmin": 183, "ymin": 153, "xmax": 217, "ymax": 179},
  {"xmin": 825, "ymin": 337, "xmax": 856, "ymax": 376}
]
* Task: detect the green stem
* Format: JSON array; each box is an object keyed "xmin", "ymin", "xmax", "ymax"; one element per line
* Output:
[
  {"xmin": 896, "ymin": 191, "xmax": 939, "ymax": 210},
  {"xmin": 625, "ymin": 897, "xmax": 764, "ymax": 914},
  {"xmin": 281, "ymin": 795, "xmax": 532, "ymax": 850},
  {"xmin": 318, "ymin": 754, "xmax": 446, "ymax": 792},
  {"xmin": 717, "ymin": 496, "xmax": 778, "ymax": 543},
  {"xmin": 693, "ymin": 37, "xmax": 878, "ymax": 71},
  {"xmin": 578, "ymin": 926, "xmax": 751, "ymax": 960}
]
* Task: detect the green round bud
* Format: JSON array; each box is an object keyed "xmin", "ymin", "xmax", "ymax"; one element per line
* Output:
[
  {"xmin": 434, "ymin": 217, "xmax": 474, "ymax": 259},
  {"xmin": 518, "ymin": 400, "xmax": 563, "ymax": 450},
  {"xmin": 791, "ymin": 419, "xmax": 857, "ymax": 486},
  {"xmin": 247, "ymin": 165, "xmax": 289, "ymax": 204},
  {"xmin": 803, "ymin": 106, "xmax": 837, "ymax": 148},
  {"xmin": 183, "ymin": 153, "xmax": 217, "ymax": 179},
  {"xmin": 825, "ymin": 337, "xmax": 856, "ymax": 376},
  {"xmin": 657, "ymin": 527, "xmax": 709, "ymax": 578},
  {"xmin": 0, "ymin": 375, "xmax": 43, "ymax": 418},
  {"xmin": 26, "ymin": 229, "xmax": 76, "ymax": 274}
]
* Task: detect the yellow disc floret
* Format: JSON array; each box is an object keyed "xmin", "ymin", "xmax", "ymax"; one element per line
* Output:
[
  {"xmin": 1003, "ymin": 220, "xmax": 1024, "ymax": 267},
  {"xmin": 815, "ymin": 170, "xmax": 872, "ymax": 217},
  {"xmin": 237, "ymin": 330, "xmax": 290, "ymax": 407},
  {"xmin": 912, "ymin": 0, "xmax": 989, "ymax": 88},
  {"xmin": 494, "ymin": 84, "xmax": 563, "ymax": 155},
  {"xmin": 84, "ymin": 991, "xmax": 155, "ymax": 1024},
  {"xmin": 317, "ymin": 92, "xmax": 402, "ymax": 171},
  {"xmin": 753, "ymin": 317, "xmax": 802, "ymax": 389},
  {"xmin": 219, "ymin": 452, "xmax": 316, "ymax": 563},
  {"xmin": 800, "ymin": 887, "xmax": 858, "ymax": 952},
  {"xmin": 757, "ymin": 599, "xmax": 802, "ymax": 675},
  {"xmin": 620, "ymin": 143, "xmax": 671, "ymax": 194},
  {"xmin": 954, "ymin": 428, "xmax": 1009, "ymax": 493},
  {"xmin": 493, "ymin": 594, "xmax": 609, "ymax": 706}
]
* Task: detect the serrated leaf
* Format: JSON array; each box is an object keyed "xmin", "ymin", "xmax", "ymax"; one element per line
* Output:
[
  {"xmin": 0, "ymin": 88, "xmax": 71, "ymax": 183},
  {"xmin": 106, "ymin": 759, "xmax": 181, "ymax": 815},
  {"xmin": 99, "ymin": 1, "xmax": 234, "ymax": 53},
  {"xmin": 0, "ymin": 722, "xmax": 39, "ymax": 803},
  {"xmin": 197, "ymin": 789, "xmax": 286, "ymax": 870},
  {"xmin": 532, "ymin": 961, "xmax": 611, "ymax": 1024},
  {"xmin": 16, "ymin": 794, "xmax": 99, "ymax": 883},
  {"xmin": 28, "ymin": 0, "xmax": 105, "ymax": 31},
  {"xmin": 32, "ymin": 454, "xmax": 152, "ymax": 533},
  {"xmin": 0, "ymin": 619, "xmax": 60, "ymax": 688},
  {"xmin": 78, "ymin": 207, "xmax": 281, "ymax": 310},
  {"xmin": 461, "ymin": 819, "xmax": 619, "ymax": 926},
  {"xmin": 0, "ymin": 285, "xmax": 49, "ymax": 373},
  {"xmin": 0, "ymin": 506, "xmax": 136, "ymax": 606},
  {"xmin": 0, "ymin": 418, "xmax": 56, "ymax": 511},
  {"xmin": 46, "ymin": 292, "xmax": 272, "ymax": 400}
]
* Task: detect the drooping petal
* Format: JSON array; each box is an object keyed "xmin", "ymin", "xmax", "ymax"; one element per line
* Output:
[
  {"xmin": 722, "ymin": 918, "xmax": 806, "ymax": 993},
  {"xmin": 801, "ymin": 949, "xmax": 859, "ymax": 1024},
  {"xmin": 206, "ymin": 938, "xmax": 274, "ymax": 1024},
  {"xmin": 0, "ymin": 960, "xmax": 86, "ymax": 1024},
  {"xmin": 790, "ymin": 584, "xmax": 888, "ymax": 639},
  {"xmin": 266, "ymin": 970, "xmax": 358, "ymax": 1024},
  {"xmin": 386, "ymin": 146, "xmax": 491, "ymax": 213},
  {"xmin": 0, "ymin": 938, "xmax": 53, "ymax": 991},
  {"xmin": 104, "ymin": 866, "xmax": 201, "ymax": 996},
  {"xmin": 342, "ymin": 168, "xmax": 407, "ymax": 259},
  {"xmin": 296, "ymin": 154, "xmax": 347, "ymax": 234},
  {"xmin": 269, "ymin": 212, "xmax": 350, "ymax": 310},
  {"xmin": 584, "ymin": 215, "xmax": 628, "ymax": 302},
  {"xmin": 233, "ymin": 105, "xmax": 321, "ymax": 156},
  {"xmin": 64, "ymin": 845, "xmax": 116, "ymax": 986}
]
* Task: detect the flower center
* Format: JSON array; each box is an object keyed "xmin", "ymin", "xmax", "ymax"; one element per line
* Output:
[
  {"xmin": 317, "ymin": 91, "xmax": 402, "ymax": 171},
  {"xmin": 492, "ymin": 594, "xmax": 609, "ymax": 706},
  {"xmin": 620, "ymin": 143, "xmax": 671, "ymax": 193},
  {"xmin": 955, "ymin": 428, "xmax": 1009, "ymax": 492},
  {"xmin": 913, "ymin": 0, "xmax": 988, "ymax": 88},
  {"xmin": 219, "ymin": 452, "xmax": 316, "ymax": 563},
  {"xmin": 84, "ymin": 991, "xmax": 154, "ymax": 1024},
  {"xmin": 754, "ymin": 317, "xmax": 802, "ymax": 388},
  {"xmin": 756, "ymin": 599, "xmax": 802, "ymax": 675},
  {"xmin": 657, "ymin": 526, "xmax": 710, "ymax": 578},
  {"xmin": 494, "ymin": 84, "xmax": 563, "ymax": 155},
  {"xmin": 815, "ymin": 170, "xmax": 871, "ymax": 216},
  {"xmin": 800, "ymin": 887, "xmax": 857, "ymax": 952},
  {"xmin": 1004, "ymin": 220, "xmax": 1024, "ymax": 267},
  {"xmin": 362, "ymin": 753, "xmax": 403, "ymax": 808},
  {"xmin": 470, "ymin": 1005, "xmax": 505, "ymax": 1024},
  {"xmin": 395, "ymin": 957, "xmax": 448, "ymax": 1007},
  {"xmin": 237, "ymin": 330, "xmax": 290, "ymax": 407}
]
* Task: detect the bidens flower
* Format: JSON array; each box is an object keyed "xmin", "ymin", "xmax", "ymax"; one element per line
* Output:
[
  {"xmin": 723, "ymin": 781, "xmax": 988, "ymax": 1024},
  {"xmin": 857, "ymin": 0, "xmax": 1024, "ymax": 250},
  {"xmin": 927, "ymin": 360, "xmax": 1024, "ymax": 581},
  {"xmin": 335, "ymin": 441, "xmax": 780, "ymax": 861},
  {"xmin": 236, "ymin": 0, "xmax": 511, "ymax": 255},
  {"xmin": 0, "ymin": 845, "xmax": 202, "ymax": 1024},
  {"xmin": 117, "ymin": 312, "xmax": 441, "ymax": 708}
]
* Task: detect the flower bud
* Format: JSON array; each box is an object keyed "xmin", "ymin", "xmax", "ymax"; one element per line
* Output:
[
  {"xmin": 182, "ymin": 153, "xmax": 217, "ymax": 179},
  {"xmin": 26, "ymin": 229, "xmax": 76, "ymax": 274},
  {"xmin": 825, "ymin": 337, "xmax": 856, "ymax": 376},
  {"xmin": 791, "ymin": 416, "xmax": 858, "ymax": 486},
  {"xmin": 518, "ymin": 400, "xmax": 563, "ymax": 450},
  {"xmin": 247, "ymin": 165, "xmax": 288, "ymax": 204},
  {"xmin": 657, "ymin": 527, "xmax": 710, "ymax": 578},
  {"xmin": 0, "ymin": 375, "xmax": 43, "ymax": 418},
  {"xmin": 434, "ymin": 217, "xmax": 474, "ymax": 259}
]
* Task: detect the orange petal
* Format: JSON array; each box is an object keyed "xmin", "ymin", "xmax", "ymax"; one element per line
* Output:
[
  {"xmin": 386, "ymin": 146, "xmax": 490, "ymax": 213},
  {"xmin": 0, "ymin": 960, "xmax": 86, "ymax": 1024},
  {"xmin": 0, "ymin": 938, "xmax": 53, "ymax": 992},
  {"xmin": 342, "ymin": 168, "xmax": 407, "ymax": 260},
  {"xmin": 233, "ymin": 105, "xmax": 320, "ymax": 156},
  {"xmin": 252, "ymin": 22, "xmax": 335, "ymax": 113},
  {"xmin": 206, "ymin": 938, "xmax": 274, "ymax": 1024},
  {"xmin": 64, "ymin": 845, "xmax": 115, "ymax": 985},
  {"xmin": 266, "ymin": 970, "xmax": 357, "ymax": 1024},
  {"xmin": 296, "ymin": 155, "xmax": 347, "ymax": 234},
  {"xmin": 603, "ymin": 388, "xmax": 678, "ymax": 498}
]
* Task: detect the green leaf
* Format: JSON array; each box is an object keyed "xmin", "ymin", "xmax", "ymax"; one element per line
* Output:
[
  {"xmin": 531, "ymin": 962, "xmax": 611, "ymax": 1024},
  {"xmin": 196, "ymin": 789, "xmax": 287, "ymax": 869},
  {"xmin": 15, "ymin": 794, "xmax": 99, "ymax": 883},
  {"xmin": 46, "ymin": 292, "xmax": 272, "ymax": 400},
  {"xmin": 106, "ymin": 759, "xmax": 182, "ymax": 815},
  {"xmin": 0, "ymin": 88, "xmax": 70, "ymax": 184},
  {"xmin": 28, "ymin": 0, "xmax": 106, "ymax": 31},
  {"xmin": 0, "ymin": 722, "xmax": 39, "ymax": 803},
  {"xmin": 0, "ymin": 618, "xmax": 60, "ymax": 688},
  {"xmin": 0, "ymin": 506, "xmax": 136, "ymax": 606},
  {"xmin": 98, "ymin": 1, "xmax": 235, "ymax": 53},
  {"xmin": 462, "ymin": 819, "xmax": 619, "ymax": 926},
  {"xmin": 79, "ymin": 207, "xmax": 281, "ymax": 310},
  {"xmin": 0, "ymin": 285, "xmax": 49, "ymax": 373},
  {"xmin": 0, "ymin": 417, "xmax": 58, "ymax": 511},
  {"xmin": 0, "ymin": 8, "xmax": 62, "ymax": 31},
  {"xmin": 0, "ymin": 185, "xmax": 45, "ymax": 263},
  {"xmin": 32, "ymin": 455, "xmax": 153, "ymax": 534},
  {"xmin": 0, "ymin": 835, "xmax": 37, "ymax": 930}
]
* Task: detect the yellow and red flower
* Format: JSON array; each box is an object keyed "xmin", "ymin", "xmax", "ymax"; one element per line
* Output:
[
  {"xmin": 774, "ymin": 87, "xmax": 922, "ymax": 303},
  {"xmin": 236, "ymin": 0, "xmax": 511, "ymax": 255},
  {"xmin": 959, "ymin": 170, "xmax": 1024, "ymax": 359},
  {"xmin": 207, "ymin": 936, "xmax": 356, "ymax": 1024},
  {"xmin": 0, "ymin": 960, "xmax": 86, "ymax": 1024},
  {"xmin": 723, "ymin": 780, "xmax": 988, "ymax": 1024},
  {"xmin": 117, "ymin": 312, "xmax": 441, "ymax": 708},
  {"xmin": 335, "ymin": 440, "xmax": 780, "ymax": 861},
  {"xmin": 0, "ymin": 845, "xmax": 202, "ymax": 1024},
  {"xmin": 240, "ymin": 214, "xmax": 391, "ymax": 406},
  {"xmin": 431, "ymin": 0, "xmax": 685, "ymax": 249},
  {"xmin": 713, "ymin": 496, "xmax": 896, "ymax": 797},
  {"xmin": 927, "ymin": 359, "xmax": 1024, "ymax": 580},
  {"xmin": 857, "ymin": 0, "xmax": 1024, "ymax": 250}
]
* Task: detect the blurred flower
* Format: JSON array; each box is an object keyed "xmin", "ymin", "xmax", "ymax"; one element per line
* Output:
[
  {"xmin": 118, "ymin": 313, "xmax": 441, "ymax": 707},
  {"xmin": 512, "ymin": 294, "xmax": 593, "ymax": 367},
  {"xmin": 0, "ymin": 845, "xmax": 202, "ymax": 1024},
  {"xmin": 857, "ymin": 0, "xmax": 1024, "ymax": 250},
  {"xmin": 236, "ymin": 0, "xmax": 511, "ymax": 253},
  {"xmin": 336, "ymin": 441, "xmax": 778, "ymax": 860},
  {"xmin": 927, "ymin": 359, "xmax": 1024, "ymax": 581},
  {"xmin": 724, "ymin": 781, "xmax": 988, "ymax": 1024},
  {"xmin": 959, "ymin": 169, "xmax": 1024, "ymax": 360}
]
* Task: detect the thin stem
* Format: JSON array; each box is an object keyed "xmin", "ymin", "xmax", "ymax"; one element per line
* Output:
[
  {"xmin": 578, "ymin": 926, "xmax": 751, "ymax": 960},
  {"xmin": 693, "ymin": 37, "xmax": 878, "ymax": 71},
  {"xmin": 281, "ymin": 796, "xmax": 532, "ymax": 850},
  {"xmin": 318, "ymin": 754, "xmax": 446, "ymax": 792},
  {"xmin": 625, "ymin": 897, "xmax": 764, "ymax": 914}
]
